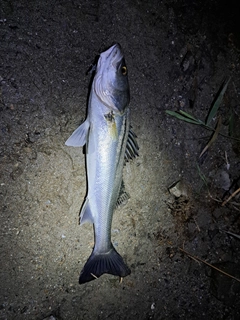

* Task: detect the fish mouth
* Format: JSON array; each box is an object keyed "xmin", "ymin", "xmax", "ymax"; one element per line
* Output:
[
  {"xmin": 111, "ymin": 43, "xmax": 123, "ymax": 67},
  {"xmin": 102, "ymin": 43, "xmax": 123, "ymax": 68}
]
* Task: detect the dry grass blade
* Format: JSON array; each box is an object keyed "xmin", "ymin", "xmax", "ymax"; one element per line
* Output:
[
  {"xmin": 199, "ymin": 116, "xmax": 222, "ymax": 159},
  {"xmin": 222, "ymin": 187, "xmax": 240, "ymax": 206},
  {"xmin": 179, "ymin": 247, "xmax": 240, "ymax": 283},
  {"xmin": 224, "ymin": 230, "xmax": 240, "ymax": 240}
]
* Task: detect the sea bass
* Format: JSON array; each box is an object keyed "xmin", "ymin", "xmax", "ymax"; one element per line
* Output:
[{"xmin": 65, "ymin": 43, "xmax": 138, "ymax": 284}]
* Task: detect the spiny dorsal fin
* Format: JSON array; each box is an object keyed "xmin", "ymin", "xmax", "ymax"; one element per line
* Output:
[{"xmin": 125, "ymin": 128, "xmax": 139, "ymax": 162}]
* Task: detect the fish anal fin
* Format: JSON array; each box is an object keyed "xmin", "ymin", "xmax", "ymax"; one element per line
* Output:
[{"xmin": 116, "ymin": 180, "xmax": 129, "ymax": 208}]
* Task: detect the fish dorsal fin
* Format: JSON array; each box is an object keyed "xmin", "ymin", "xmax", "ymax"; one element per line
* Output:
[
  {"xmin": 125, "ymin": 128, "xmax": 139, "ymax": 162},
  {"xmin": 65, "ymin": 119, "xmax": 90, "ymax": 147},
  {"xmin": 116, "ymin": 181, "xmax": 130, "ymax": 208}
]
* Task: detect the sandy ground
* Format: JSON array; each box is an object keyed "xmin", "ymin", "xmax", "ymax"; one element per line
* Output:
[{"xmin": 1, "ymin": 0, "xmax": 240, "ymax": 319}]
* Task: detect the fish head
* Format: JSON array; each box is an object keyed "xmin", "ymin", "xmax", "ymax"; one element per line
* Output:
[{"xmin": 94, "ymin": 43, "xmax": 130, "ymax": 114}]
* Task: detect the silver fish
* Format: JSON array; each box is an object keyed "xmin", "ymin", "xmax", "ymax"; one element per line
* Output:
[{"xmin": 65, "ymin": 43, "xmax": 138, "ymax": 284}]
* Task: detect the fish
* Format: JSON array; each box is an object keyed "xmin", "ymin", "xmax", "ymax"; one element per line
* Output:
[{"xmin": 65, "ymin": 43, "xmax": 138, "ymax": 284}]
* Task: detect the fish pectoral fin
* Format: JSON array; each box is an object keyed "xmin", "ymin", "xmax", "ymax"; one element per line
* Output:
[
  {"xmin": 80, "ymin": 198, "xmax": 94, "ymax": 224},
  {"xmin": 65, "ymin": 119, "xmax": 90, "ymax": 147}
]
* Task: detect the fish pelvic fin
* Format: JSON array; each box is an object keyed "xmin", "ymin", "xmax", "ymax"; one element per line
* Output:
[
  {"xmin": 79, "ymin": 246, "xmax": 131, "ymax": 284},
  {"xmin": 65, "ymin": 119, "xmax": 90, "ymax": 147},
  {"xmin": 80, "ymin": 198, "xmax": 94, "ymax": 224}
]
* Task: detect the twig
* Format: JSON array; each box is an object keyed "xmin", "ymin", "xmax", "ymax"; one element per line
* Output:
[
  {"xmin": 222, "ymin": 187, "xmax": 240, "ymax": 206},
  {"xmin": 224, "ymin": 151, "xmax": 230, "ymax": 170},
  {"xmin": 193, "ymin": 216, "xmax": 200, "ymax": 232},
  {"xmin": 179, "ymin": 247, "xmax": 240, "ymax": 283}
]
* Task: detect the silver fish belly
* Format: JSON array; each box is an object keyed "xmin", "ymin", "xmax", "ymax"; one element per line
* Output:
[{"xmin": 65, "ymin": 43, "xmax": 138, "ymax": 284}]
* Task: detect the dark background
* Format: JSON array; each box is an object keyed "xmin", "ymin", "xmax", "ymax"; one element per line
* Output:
[{"xmin": 1, "ymin": 0, "xmax": 240, "ymax": 319}]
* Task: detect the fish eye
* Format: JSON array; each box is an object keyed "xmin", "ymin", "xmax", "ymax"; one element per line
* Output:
[{"xmin": 121, "ymin": 66, "xmax": 127, "ymax": 75}]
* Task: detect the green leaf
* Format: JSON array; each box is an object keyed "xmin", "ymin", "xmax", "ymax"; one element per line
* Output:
[
  {"xmin": 228, "ymin": 111, "xmax": 234, "ymax": 137},
  {"xmin": 179, "ymin": 110, "xmax": 205, "ymax": 125},
  {"xmin": 196, "ymin": 164, "xmax": 208, "ymax": 188},
  {"xmin": 199, "ymin": 116, "xmax": 222, "ymax": 159},
  {"xmin": 166, "ymin": 110, "xmax": 202, "ymax": 125},
  {"xmin": 206, "ymin": 77, "xmax": 231, "ymax": 126}
]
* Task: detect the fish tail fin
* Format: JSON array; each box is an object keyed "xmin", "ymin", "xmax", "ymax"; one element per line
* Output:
[{"xmin": 79, "ymin": 246, "xmax": 131, "ymax": 284}]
